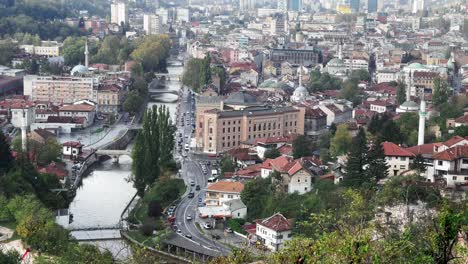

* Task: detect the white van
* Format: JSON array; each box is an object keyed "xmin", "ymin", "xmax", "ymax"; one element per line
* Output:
[{"xmin": 207, "ymin": 177, "xmax": 217, "ymax": 183}]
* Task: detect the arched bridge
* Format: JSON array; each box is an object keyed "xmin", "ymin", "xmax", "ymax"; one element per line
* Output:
[
  {"xmin": 155, "ymin": 73, "xmax": 182, "ymax": 81},
  {"xmin": 95, "ymin": 149, "xmax": 132, "ymax": 163}
]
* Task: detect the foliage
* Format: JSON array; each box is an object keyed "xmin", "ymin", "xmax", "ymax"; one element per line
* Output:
[
  {"xmin": 396, "ymin": 80, "xmax": 407, "ymax": 105},
  {"xmin": 55, "ymin": 244, "xmax": 114, "ymax": 264},
  {"xmin": 343, "ymin": 128, "xmax": 368, "ymax": 187},
  {"xmin": 227, "ymin": 218, "xmax": 246, "ymax": 234},
  {"xmin": 453, "ymin": 125, "xmax": 468, "ymax": 137},
  {"xmin": 330, "ymin": 124, "xmax": 352, "ymax": 157},
  {"xmin": 0, "ymin": 130, "xmax": 13, "ymax": 174},
  {"xmin": 263, "ymin": 148, "xmax": 281, "ymax": 159},
  {"xmin": 368, "ymin": 113, "xmax": 404, "ymax": 144},
  {"xmin": 140, "ymin": 221, "xmax": 154, "ymax": 237},
  {"xmin": 211, "ymin": 65, "xmax": 226, "ymax": 90},
  {"xmin": 365, "ymin": 140, "xmax": 389, "ymax": 184},
  {"xmin": 308, "ymin": 69, "xmax": 342, "ymax": 92},
  {"xmin": 241, "ymin": 177, "xmax": 273, "ymax": 220},
  {"xmin": 147, "ymin": 200, "xmax": 163, "ymax": 218},
  {"xmin": 12, "ymin": 136, "xmax": 62, "ymax": 166},
  {"xmin": 132, "ymin": 105, "xmax": 175, "ymax": 197},
  {"xmin": 130, "ymin": 77, "xmax": 148, "ymax": 96},
  {"xmin": 92, "ymin": 35, "xmax": 135, "ymax": 65},
  {"xmin": 0, "ymin": 40, "xmax": 18, "ymax": 66},
  {"xmin": 62, "ymin": 37, "xmax": 86, "ymax": 66},
  {"xmin": 292, "ymin": 135, "xmax": 312, "ymax": 159},
  {"xmin": 209, "ymin": 248, "xmax": 256, "ymax": 264},
  {"xmin": 182, "ymin": 55, "xmax": 211, "ymax": 92},
  {"xmin": 220, "ymin": 155, "xmax": 236, "ymax": 176},
  {"xmin": 411, "ymin": 154, "xmax": 427, "ymax": 174},
  {"xmin": 0, "ymin": 250, "xmax": 20, "ymax": 264},
  {"xmin": 349, "ymin": 69, "xmax": 371, "ymax": 82},
  {"xmin": 123, "ymin": 91, "xmax": 143, "ymax": 114},
  {"xmin": 397, "ymin": 112, "xmax": 419, "ymax": 146},
  {"xmin": 432, "ymin": 77, "xmax": 450, "ymax": 108},
  {"xmin": 131, "ymin": 35, "xmax": 171, "ymax": 72}
]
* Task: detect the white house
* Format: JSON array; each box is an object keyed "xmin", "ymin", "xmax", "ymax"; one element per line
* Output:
[
  {"xmin": 382, "ymin": 142, "xmax": 415, "ymax": 176},
  {"xmin": 260, "ymin": 156, "xmax": 313, "ymax": 194},
  {"xmin": 62, "ymin": 141, "xmax": 84, "ymax": 159},
  {"xmin": 58, "ymin": 103, "xmax": 96, "ymax": 128},
  {"xmin": 256, "ymin": 213, "xmax": 293, "ymax": 252},
  {"xmin": 432, "ymin": 145, "xmax": 468, "ymax": 187},
  {"xmin": 205, "ymin": 181, "xmax": 244, "ymax": 207}
]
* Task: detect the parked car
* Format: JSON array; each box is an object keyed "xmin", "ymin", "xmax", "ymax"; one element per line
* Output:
[
  {"xmin": 203, "ymin": 223, "xmax": 212, "ymax": 229},
  {"xmin": 176, "ymin": 229, "xmax": 182, "ymax": 234},
  {"xmin": 185, "ymin": 234, "xmax": 192, "ymax": 239}
]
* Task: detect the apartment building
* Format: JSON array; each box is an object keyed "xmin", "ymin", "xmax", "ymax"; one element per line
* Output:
[
  {"xmin": 20, "ymin": 41, "xmax": 62, "ymax": 57},
  {"xmin": 205, "ymin": 181, "xmax": 244, "ymax": 207},
  {"xmin": 256, "ymin": 213, "xmax": 293, "ymax": 252},
  {"xmin": 23, "ymin": 75, "xmax": 99, "ymax": 105},
  {"xmin": 143, "ymin": 14, "xmax": 163, "ymax": 35},
  {"xmin": 111, "ymin": 1, "xmax": 128, "ymax": 25}
]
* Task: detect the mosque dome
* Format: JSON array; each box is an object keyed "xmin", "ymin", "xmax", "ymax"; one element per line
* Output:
[
  {"xmin": 327, "ymin": 58, "xmax": 345, "ymax": 67},
  {"xmin": 291, "ymin": 85, "xmax": 309, "ymax": 103},
  {"xmin": 71, "ymin": 64, "xmax": 89, "ymax": 76}
]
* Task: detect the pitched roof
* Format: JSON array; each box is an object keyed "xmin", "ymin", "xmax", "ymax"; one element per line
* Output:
[
  {"xmin": 33, "ymin": 128, "xmax": 56, "ymax": 141},
  {"xmin": 433, "ymin": 145, "xmax": 468, "ymax": 161},
  {"xmin": 206, "ymin": 181, "xmax": 244, "ymax": 194},
  {"xmin": 443, "ymin": 136, "xmax": 468, "ymax": 148},
  {"xmin": 59, "ymin": 103, "xmax": 95, "ymax": 112},
  {"xmin": 63, "ymin": 141, "xmax": 83, "ymax": 148},
  {"xmin": 454, "ymin": 114, "xmax": 468, "ymax": 124},
  {"xmin": 405, "ymin": 143, "xmax": 442, "ymax": 157},
  {"xmin": 382, "ymin": 142, "xmax": 415, "ymax": 157},
  {"xmin": 277, "ymin": 144, "xmax": 293, "ymax": 156},
  {"xmin": 257, "ymin": 213, "xmax": 293, "ymax": 232}
]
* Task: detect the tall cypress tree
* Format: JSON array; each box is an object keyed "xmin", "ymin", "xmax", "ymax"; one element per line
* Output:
[
  {"xmin": 132, "ymin": 132, "xmax": 147, "ymax": 197},
  {"xmin": 365, "ymin": 140, "xmax": 389, "ymax": 185},
  {"xmin": 344, "ymin": 128, "xmax": 367, "ymax": 187},
  {"xmin": 0, "ymin": 130, "xmax": 13, "ymax": 174}
]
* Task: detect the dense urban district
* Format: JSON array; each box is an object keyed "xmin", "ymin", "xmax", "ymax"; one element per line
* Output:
[{"xmin": 0, "ymin": 0, "xmax": 468, "ymax": 263}]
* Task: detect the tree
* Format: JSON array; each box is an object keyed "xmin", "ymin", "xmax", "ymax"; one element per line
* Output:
[
  {"xmin": 0, "ymin": 40, "xmax": 19, "ymax": 66},
  {"xmin": 56, "ymin": 244, "xmax": 114, "ymax": 264},
  {"xmin": 241, "ymin": 177, "xmax": 273, "ymax": 220},
  {"xmin": 36, "ymin": 138, "xmax": 62, "ymax": 165},
  {"xmin": 411, "ymin": 154, "xmax": 427, "ymax": 174},
  {"xmin": 379, "ymin": 119, "xmax": 403, "ymax": 144},
  {"xmin": 453, "ymin": 125, "xmax": 468, "ymax": 137},
  {"xmin": 131, "ymin": 35, "xmax": 171, "ymax": 72},
  {"xmin": 123, "ymin": 91, "xmax": 143, "ymax": 114},
  {"xmin": 264, "ymin": 148, "xmax": 281, "ymax": 159},
  {"xmin": 330, "ymin": 124, "xmax": 352, "ymax": 157},
  {"xmin": 220, "ymin": 155, "xmax": 235, "ymax": 176},
  {"xmin": 147, "ymin": 200, "xmax": 163, "ymax": 217},
  {"xmin": 396, "ymin": 80, "xmax": 406, "ymax": 105},
  {"xmin": 365, "ymin": 140, "xmax": 389, "ymax": 184},
  {"xmin": 340, "ymin": 80, "xmax": 361, "ymax": 105},
  {"xmin": 432, "ymin": 77, "xmax": 450, "ymax": 107},
  {"xmin": 62, "ymin": 37, "xmax": 86, "ymax": 66},
  {"xmin": 0, "ymin": 130, "xmax": 13, "ymax": 174},
  {"xmin": 343, "ymin": 128, "xmax": 367, "ymax": 187},
  {"xmin": 0, "ymin": 250, "xmax": 20, "ymax": 264},
  {"xmin": 292, "ymin": 135, "xmax": 311, "ymax": 159},
  {"xmin": 182, "ymin": 56, "xmax": 212, "ymax": 92}
]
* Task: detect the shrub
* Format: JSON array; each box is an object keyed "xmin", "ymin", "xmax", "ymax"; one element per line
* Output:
[
  {"xmin": 147, "ymin": 200, "xmax": 163, "ymax": 218},
  {"xmin": 140, "ymin": 222, "xmax": 154, "ymax": 236}
]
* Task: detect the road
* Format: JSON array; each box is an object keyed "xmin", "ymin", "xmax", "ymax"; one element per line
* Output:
[{"xmin": 172, "ymin": 86, "xmax": 231, "ymax": 256}]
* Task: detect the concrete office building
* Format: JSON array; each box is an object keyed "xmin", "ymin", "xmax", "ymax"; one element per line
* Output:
[
  {"xmin": 111, "ymin": 1, "xmax": 128, "ymax": 25},
  {"xmin": 143, "ymin": 14, "xmax": 163, "ymax": 35}
]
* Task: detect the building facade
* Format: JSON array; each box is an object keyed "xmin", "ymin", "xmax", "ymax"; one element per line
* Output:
[
  {"xmin": 197, "ymin": 106, "xmax": 305, "ymax": 153},
  {"xmin": 111, "ymin": 1, "xmax": 128, "ymax": 25},
  {"xmin": 143, "ymin": 14, "xmax": 163, "ymax": 35}
]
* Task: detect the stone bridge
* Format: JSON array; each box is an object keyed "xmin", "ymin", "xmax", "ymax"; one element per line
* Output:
[
  {"xmin": 155, "ymin": 73, "xmax": 182, "ymax": 81},
  {"xmin": 95, "ymin": 149, "xmax": 132, "ymax": 163}
]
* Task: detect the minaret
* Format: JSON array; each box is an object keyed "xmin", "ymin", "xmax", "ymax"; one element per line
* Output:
[
  {"xmin": 338, "ymin": 42, "xmax": 343, "ymax": 60},
  {"xmin": 298, "ymin": 66, "xmax": 302, "ymax": 87},
  {"xmin": 418, "ymin": 96, "xmax": 426, "ymax": 146},
  {"xmin": 84, "ymin": 39, "xmax": 89, "ymax": 68},
  {"xmin": 21, "ymin": 110, "xmax": 27, "ymax": 152},
  {"xmin": 406, "ymin": 71, "xmax": 412, "ymax": 102}
]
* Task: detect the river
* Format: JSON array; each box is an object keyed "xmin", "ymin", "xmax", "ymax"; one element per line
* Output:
[{"xmin": 56, "ymin": 61, "xmax": 184, "ymax": 261}]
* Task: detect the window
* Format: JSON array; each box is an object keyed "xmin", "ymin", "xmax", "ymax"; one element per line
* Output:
[
  {"xmin": 228, "ymin": 195, "xmax": 233, "ymax": 198},
  {"xmin": 400, "ymin": 157, "xmax": 406, "ymax": 161},
  {"xmin": 228, "ymin": 128, "xmax": 230, "ymax": 133},
  {"xmin": 223, "ymin": 128, "xmax": 225, "ymax": 133},
  {"xmin": 297, "ymin": 178, "xmax": 300, "ymax": 182},
  {"xmin": 453, "ymin": 176, "xmax": 457, "ymax": 180},
  {"xmin": 209, "ymin": 128, "xmax": 213, "ymax": 134},
  {"xmin": 465, "ymin": 177, "xmax": 468, "ymax": 181},
  {"xmin": 438, "ymin": 161, "xmax": 443, "ymax": 166}
]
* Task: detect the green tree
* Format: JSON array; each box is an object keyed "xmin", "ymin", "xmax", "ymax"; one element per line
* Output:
[
  {"xmin": 62, "ymin": 36, "xmax": 86, "ymax": 66},
  {"xmin": 56, "ymin": 244, "xmax": 114, "ymax": 264},
  {"xmin": 340, "ymin": 80, "xmax": 361, "ymax": 105},
  {"xmin": 264, "ymin": 148, "xmax": 281, "ymax": 159},
  {"xmin": 453, "ymin": 125, "xmax": 468, "ymax": 137},
  {"xmin": 36, "ymin": 138, "xmax": 62, "ymax": 165},
  {"xmin": 0, "ymin": 250, "xmax": 20, "ymax": 264},
  {"xmin": 132, "ymin": 133, "xmax": 148, "ymax": 197},
  {"xmin": 432, "ymin": 77, "xmax": 450, "ymax": 107},
  {"xmin": 0, "ymin": 40, "xmax": 19, "ymax": 66},
  {"xmin": 330, "ymin": 124, "xmax": 352, "ymax": 157},
  {"xmin": 131, "ymin": 34, "xmax": 171, "ymax": 72},
  {"xmin": 411, "ymin": 154, "xmax": 427, "ymax": 174},
  {"xmin": 396, "ymin": 80, "xmax": 407, "ymax": 105},
  {"xmin": 343, "ymin": 128, "xmax": 367, "ymax": 187},
  {"xmin": 220, "ymin": 155, "xmax": 236, "ymax": 176},
  {"xmin": 365, "ymin": 140, "xmax": 389, "ymax": 184},
  {"xmin": 292, "ymin": 135, "xmax": 311, "ymax": 159},
  {"xmin": 241, "ymin": 177, "xmax": 273, "ymax": 220},
  {"xmin": 123, "ymin": 91, "xmax": 143, "ymax": 114},
  {"xmin": 0, "ymin": 130, "xmax": 13, "ymax": 174}
]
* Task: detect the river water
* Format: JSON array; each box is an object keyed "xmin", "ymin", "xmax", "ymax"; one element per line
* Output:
[{"xmin": 56, "ymin": 61, "xmax": 184, "ymax": 261}]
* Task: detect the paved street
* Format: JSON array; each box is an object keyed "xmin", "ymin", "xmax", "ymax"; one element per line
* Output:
[{"xmin": 172, "ymin": 86, "xmax": 231, "ymax": 256}]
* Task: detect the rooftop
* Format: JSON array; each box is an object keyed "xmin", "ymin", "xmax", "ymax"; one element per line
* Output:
[
  {"xmin": 257, "ymin": 213, "xmax": 293, "ymax": 232},
  {"xmin": 206, "ymin": 181, "xmax": 244, "ymax": 194},
  {"xmin": 382, "ymin": 142, "xmax": 415, "ymax": 157}
]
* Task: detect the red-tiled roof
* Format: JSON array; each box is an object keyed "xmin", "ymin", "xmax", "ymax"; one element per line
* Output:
[
  {"xmin": 406, "ymin": 143, "xmax": 442, "ymax": 156},
  {"xmin": 454, "ymin": 115, "xmax": 468, "ymax": 124},
  {"xmin": 206, "ymin": 181, "xmax": 244, "ymax": 193},
  {"xmin": 443, "ymin": 136, "xmax": 468, "ymax": 148},
  {"xmin": 255, "ymin": 136, "xmax": 289, "ymax": 145},
  {"xmin": 63, "ymin": 141, "xmax": 83, "ymax": 148},
  {"xmin": 59, "ymin": 104, "xmax": 95, "ymax": 112},
  {"xmin": 268, "ymin": 156, "xmax": 292, "ymax": 172},
  {"xmin": 277, "ymin": 145, "xmax": 293, "ymax": 156},
  {"xmin": 433, "ymin": 145, "xmax": 468, "ymax": 161},
  {"xmin": 382, "ymin": 142, "xmax": 415, "ymax": 157},
  {"xmin": 227, "ymin": 148, "xmax": 259, "ymax": 161},
  {"xmin": 257, "ymin": 213, "xmax": 293, "ymax": 232}
]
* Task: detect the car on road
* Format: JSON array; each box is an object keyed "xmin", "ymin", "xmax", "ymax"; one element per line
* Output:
[
  {"xmin": 185, "ymin": 234, "xmax": 192, "ymax": 239},
  {"xmin": 211, "ymin": 234, "xmax": 221, "ymax": 240},
  {"xmin": 195, "ymin": 185, "xmax": 200, "ymax": 190},
  {"xmin": 188, "ymin": 192, "xmax": 195, "ymax": 198},
  {"xmin": 176, "ymin": 229, "xmax": 182, "ymax": 234},
  {"xmin": 190, "ymin": 180, "xmax": 195, "ymax": 186},
  {"xmin": 203, "ymin": 223, "xmax": 212, "ymax": 229},
  {"xmin": 198, "ymin": 197, "xmax": 202, "ymax": 202},
  {"xmin": 198, "ymin": 202, "xmax": 204, "ymax": 207},
  {"xmin": 186, "ymin": 215, "xmax": 192, "ymax": 221}
]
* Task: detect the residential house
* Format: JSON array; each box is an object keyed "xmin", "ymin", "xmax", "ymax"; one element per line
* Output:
[
  {"xmin": 58, "ymin": 103, "xmax": 96, "ymax": 128},
  {"xmin": 29, "ymin": 128, "xmax": 56, "ymax": 144},
  {"xmin": 62, "ymin": 141, "xmax": 84, "ymax": 159},
  {"xmin": 198, "ymin": 198, "xmax": 247, "ymax": 219},
  {"xmin": 254, "ymin": 136, "xmax": 290, "ymax": 159},
  {"xmin": 382, "ymin": 142, "xmax": 415, "ymax": 176},
  {"xmin": 316, "ymin": 103, "xmax": 352, "ymax": 126},
  {"xmin": 432, "ymin": 145, "xmax": 468, "ymax": 187},
  {"xmin": 227, "ymin": 148, "xmax": 260, "ymax": 168},
  {"xmin": 369, "ymin": 100, "xmax": 396, "ymax": 113},
  {"xmin": 256, "ymin": 213, "xmax": 293, "ymax": 252},
  {"xmin": 205, "ymin": 181, "xmax": 244, "ymax": 207},
  {"xmin": 304, "ymin": 107, "xmax": 327, "ymax": 137},
  {"xmin": 261, "ymin": 156, "xmax": 313, "ymax": 194}
]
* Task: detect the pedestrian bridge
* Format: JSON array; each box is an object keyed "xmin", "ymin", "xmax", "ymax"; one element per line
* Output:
[{"xmin": 95, "ymin": 149, "xmax": 132, "ymax": 156}]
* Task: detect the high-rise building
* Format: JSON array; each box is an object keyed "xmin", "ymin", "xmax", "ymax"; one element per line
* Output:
[
  {"xmin": 156, "ymin": 8, "xmax": 169, "ymax": 24},
  {"xmin": 367, "ymin": 0, "xmax": 377, "ymax": 13},
  {"xmin": 240, "ymin": 0, "xmax": 255, "ymax": 12},
  {"xmin": 277, "ymin": 0, "xmax": 288, "ymax": 12},
  {"xmin": 412, "ymin": 0, "xmax": 425, "ymax": 14},
  {"xmin": 350, "ymin": 0, "xmax": 360, "ymax": 12},
  {"xmin": 143, "ymin": 14, "xmax": 163, "ymax": 35},
  {"xmin": 288, "ymin": 0, "xmax": 302, "ymax": 11},
  {"xmin": 110, "ymin": 1, "xmax": 128, "ymax": 25},
  {"xmin": 176, "ymin": 8, "xmax": 190, "ymax": 23}
]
